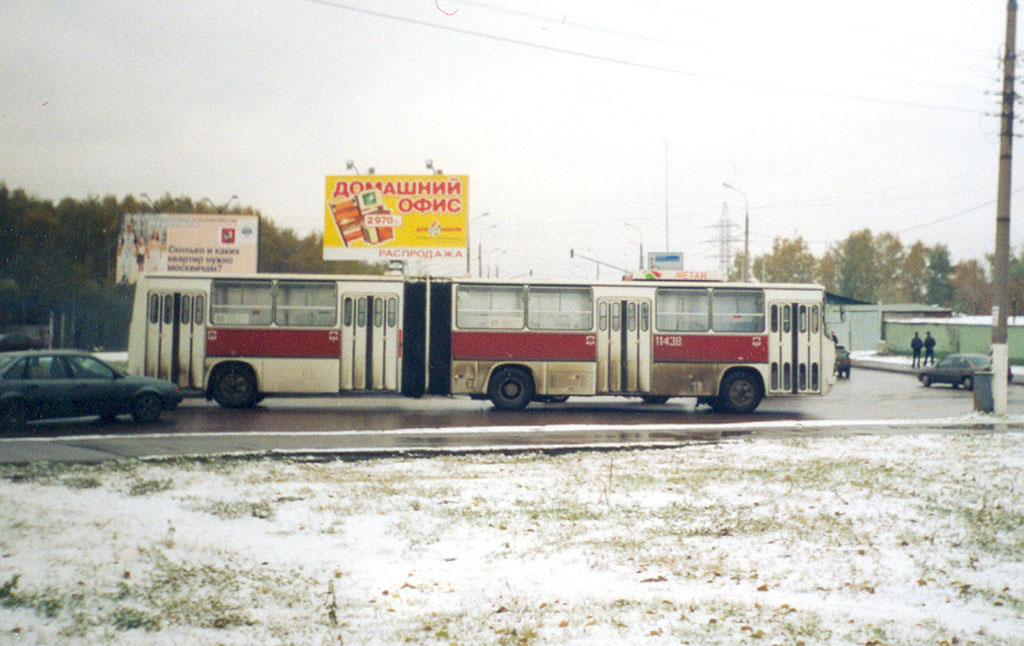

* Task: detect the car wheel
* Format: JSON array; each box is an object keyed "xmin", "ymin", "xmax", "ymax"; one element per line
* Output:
[
  {"xmin": 921, "ymin": 375, "xmax": 931, "ymax": 387},
  {"xmin": 488, "ymin": 367, "xmax": 534, "ymax": 411},
  {"xmin": 212, "ymin": 364, "xmax": 258, "ymax": 408},
  {"xmin": 1, "ymin": 400, "xmax": 27, "ymax": 433},
  {"xmin": 962, "ymin": 376, "xmax": 973, "ymax": 391},
  {"xmin": 716, "ymin": 372, "xmax": 762, "ymax": 414},
  {"xmin": 642, "ymin": 395, "xmax": 670, "ymax": 404},
  {"xmin": 131, "ymin": 393, "xmax": 163, "ymax": 423}
]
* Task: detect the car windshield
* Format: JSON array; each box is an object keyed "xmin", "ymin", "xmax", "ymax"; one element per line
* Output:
[
  {"xmin": 0, "ymin": 355, "xmax": 16, "ymax": 374},
  {"xmin": 966, "ymin": 356, "xmax": 989, "ymax": 368},
  {"xmin": 936, "ymin": 357, "xmax": 955, "ymax": 368}
]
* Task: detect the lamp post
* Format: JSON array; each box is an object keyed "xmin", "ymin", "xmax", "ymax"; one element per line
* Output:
[
  {"xmin": 345, "ymin": 160, "xmax": 361, "ymax": 175},
  {"xmin": 723, "ymin": 182, "xmax": 749, "ymax": 282},
  {"xmin": 139, "ymin": 193, "xmax": 157, "ymax": 212},
  {"xmin": 468, "ymin": 212, "xmax": 491, "ymax": 275},
  {"xmin": 426, "ymin": 159, "xmax": 443, "ymax": 175},
  {"xmin": 477, "ymin": 224, "xmax": 498, "ymax": 277},
  {"xmin": 623, "ymin": 222, "xmax": 644, "ymax": 271},
  {"xmin": 223, "ymin": 195, "xmax": 239, "ymax": 213}
]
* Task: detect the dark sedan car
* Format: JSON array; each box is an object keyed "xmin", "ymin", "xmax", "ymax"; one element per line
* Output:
[
  {"xmin": 917, "ymin": 353, "xmax": 1012, "ymax": 390},
  {"xmin": 0, "ymin": 350, "xmax": 182, "ymax": 431}
]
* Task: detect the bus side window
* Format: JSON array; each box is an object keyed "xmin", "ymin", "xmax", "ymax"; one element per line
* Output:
[
  {"xmin": 811, "ymin": 305, "xmax": 819, "ymax": 334},
  {"xmin": 799, "ymin": 305, "xmax": 807, "ymax": 333},
  {"xmin": 611, "ymin": 302, "xmax": 621, "ymax": 331},
  {"xmin": 181, "ymin": 295, "xmax": 192, "ymax": 325},
  {"xmin": 194, "ymin": 295, "xmax": 205, "ymax": 325},
  {"xmin": 627, "ymin": 302, "xmax": 637, "ymax": 331},
  {"xmin": 640, "ymin": 302, "xmax": 650, "ymax": 331},
  {"xmin": 599, "ymin": 302, "xmax": 608, "ymax": 330},
  {"xmin": 357, "ymin": 298, "xmax": 367, "ymax": 328},
  {"xmin": 344, "ymin": 298, "xmax": 353, "ymax": 326},
  {"xmin": 771, "ymin": 305, "xmax": 778, "ymax": 333},
  {"xmin": 163, "ymin": 294, "xmax": 174, "ymax": 325},
  {"xmin": 783, "ymin": 305, "xmax": 791, "ymax": 333},
  {"xmin": 149, "ymin": 293, "xmax": 159, "ymax": 324},
  {"xmin": 374, "ymin": 297, "xmax": 384, "ymax": 328}
]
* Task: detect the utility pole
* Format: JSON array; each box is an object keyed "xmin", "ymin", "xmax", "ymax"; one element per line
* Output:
[{"xmin": 989, "ymin": 0, "xmax": 1017, "ymax": 415}]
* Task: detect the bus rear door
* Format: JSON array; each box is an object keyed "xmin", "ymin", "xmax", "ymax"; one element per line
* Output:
[
  {"xmin": 768, "ymin": 301, "xmax": 822, "ymax": 394},
  {"xmin": 341, "ymin": 294, "xmax": 400, "ymax": 391},
  {"xmin": 143, "ymin": 290, "xmax": 206, "ymax": 389},
  {"xmin": 596, "ymin": 298, "xmax": 652, "ymax": 394}
]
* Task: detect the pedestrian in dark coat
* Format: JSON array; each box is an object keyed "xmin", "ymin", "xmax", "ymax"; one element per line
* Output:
[
  {"xmin": 911, "ymin": 332, "xmax": 923, "ymax": 368},
  {"xmin": 923, "ymin": 331, "xmax": 936, "ymax": 366}
]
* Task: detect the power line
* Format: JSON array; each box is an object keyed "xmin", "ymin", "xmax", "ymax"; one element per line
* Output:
[{"xmin": 301, "ymin": 0, "xmax": 986, "ymax": 115}]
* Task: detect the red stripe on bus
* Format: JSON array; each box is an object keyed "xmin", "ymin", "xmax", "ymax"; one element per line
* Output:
[
  {"xmin": 206, "ymin": 328, "xmax": 340, "ymax": 358},
  {"xmin": 653, "ymin": 334, "xmax": 769, "ymax": 363},
  {"xmin": 451, "ymin": 331, "xmax": 596, "ymax": 361}
]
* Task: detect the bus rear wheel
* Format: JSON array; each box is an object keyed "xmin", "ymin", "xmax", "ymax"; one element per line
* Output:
[
  {"xmin": 212, "ymin": 364, "xmax": 258, "ymax": 409},
  {"xmin": 488, "ymin": 367, "xmax": 534, "ymax": 411},
  {"xmin": 716, "ymin": 372, "xmax": 762, "ymax": 414}
]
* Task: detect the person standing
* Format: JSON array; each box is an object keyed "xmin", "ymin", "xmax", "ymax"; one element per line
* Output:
[
  {"xmin": 923, "ymin": 331, "xmax": 936, "ymax": 366},
  {"xmin": 911, "ymin": 332, "xmax": 923, "ymax": 368}
]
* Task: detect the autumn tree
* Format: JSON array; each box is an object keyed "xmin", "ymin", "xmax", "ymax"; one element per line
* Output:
[
  {"xmin": 832, "ymin": 229, "xmax": 878, "ymax": 302},
  {"xmin": 874, "ymin": 232, "xmax": 905, "ymax": 303},
  {"xmin": 950, "ymin": 259, "xmax": 991, "ymax": 315},
  {"xmin": 925, "ymin": 244, "xmax": 954, "ymax": 306},
  {"xmin": 750, "ymin": 236, "xmax": 817, "ymax": 283},
  {"xmin": 900, "ymin": 241, "xmax": 929, "ymax": 303}
]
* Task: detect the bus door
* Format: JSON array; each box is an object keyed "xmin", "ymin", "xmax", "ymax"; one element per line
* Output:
[
  {"xmin": 768, "ymin": 301, "xmax": 822, "ymax": 394},
  {"xmin": 144, "ymin": 291, "xmax": 206, "ymax": 389},
  {"xmin": 596, "ymin": 299, "xmax": 652, "ymax": 394},
  {"xmin": 341, "ymin": 294, "xmax": 399, "ymax": 391}
]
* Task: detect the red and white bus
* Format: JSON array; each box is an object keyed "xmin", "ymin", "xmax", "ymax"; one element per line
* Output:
[{"xmin": 127, "ymin": 273, "xmax": 834, "ymax": 413}]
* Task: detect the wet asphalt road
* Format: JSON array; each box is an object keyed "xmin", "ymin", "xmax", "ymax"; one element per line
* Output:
[{"xmin": 3, "ymin": 368, "xmax": 1023, "ymax": 463}]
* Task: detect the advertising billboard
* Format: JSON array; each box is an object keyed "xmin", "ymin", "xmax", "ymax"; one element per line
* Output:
[
  {"xmin": 116, "ymin": 213, "xmax": 259, "ymax": 284},
  {"xmin": 324, "ymin": 175, "xmax": 468, "ymax": 264}
]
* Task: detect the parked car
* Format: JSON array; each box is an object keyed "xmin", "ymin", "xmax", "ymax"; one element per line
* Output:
[
  {"xmin": 834, "ymin": 345, "xmax": 851, "ymax": 378},
  {"xmin": 0, "ymin": 333, "xmax": 44, "ymax": 352},
  {"xmin": 917, "ymin": 353, "xmax": 1012, "ymax": 390},
  {"xmin": 0, "ymin": 350, "xmax": 182, "ymax": 431}
]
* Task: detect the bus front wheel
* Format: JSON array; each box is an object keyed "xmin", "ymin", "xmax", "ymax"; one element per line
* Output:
[
  {"xmin": 488, "ymin": 367, "xmax": 534, "ymax": 411},
  {"xmin": 716, "ymin": 372, "xmax": 762, "ymax": 414},
  {"xmin": 211, "ymin": 364, "xmax": 258, "ymax": 409}
]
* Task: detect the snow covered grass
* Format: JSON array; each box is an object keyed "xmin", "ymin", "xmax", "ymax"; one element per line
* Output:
[{"xmin": 2, "ymin": 432, "xmax": 1024, "ymax": 645}]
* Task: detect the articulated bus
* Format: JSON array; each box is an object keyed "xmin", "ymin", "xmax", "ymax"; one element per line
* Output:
[{"xmin": 127, "ymin": 273, "xmax": 835, "ymax": 413}]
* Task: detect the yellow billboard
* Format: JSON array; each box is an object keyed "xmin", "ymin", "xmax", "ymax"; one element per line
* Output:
[{"xmin": 324, "ymin": 175, "xmax": 468, "ymax": 263}]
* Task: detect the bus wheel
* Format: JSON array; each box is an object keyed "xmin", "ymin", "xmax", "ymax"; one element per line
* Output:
[
  {"xmin": 212, "ymin": 364, "xmax": 258, "ymax": 409},
  {"xmin": 717, "ymin": 372, "xmax": 762, "ymax": 414},
  {"xmin": 488, "ymin": 368, "xmax": 534, "ymax": 411}
]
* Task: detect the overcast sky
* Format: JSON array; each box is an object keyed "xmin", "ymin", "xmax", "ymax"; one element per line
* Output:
[{"xmin": 2, "ymin": 1, "xmax": 1018, "ymax": 279}]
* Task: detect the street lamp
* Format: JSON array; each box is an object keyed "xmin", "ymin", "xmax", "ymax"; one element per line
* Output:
[
  {"xmin": 346, "ymin": 160, "xmax": 361, "ymax": 175},
  {"xmin": 426, "ymin": 159, "xmax": 443, "ymax": 175},
  {"xmin": 468, "ymin": 212, "xmax": 491, "ymax": 275},
  {"xmin": 723, "ymin": 182, "xmax": 749, "ymax": 282},
  {"xmin": 623, "ymin": 222, "xmax": 644, "ymax": 271},
  {"xmin": 477, "ymin": 224, "xmax": 498, "ymax": 277},
  {"xmin": 139, "ymin": 193, "xmax": 157, "ymax": 212},
  {"xmin": 223, "ymin": 195, "xmax": 239, "ymax": 213}
]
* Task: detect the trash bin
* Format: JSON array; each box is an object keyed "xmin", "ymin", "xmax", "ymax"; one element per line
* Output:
[{"xmin": 973, "ymin": 370, "xmax": 994, "ymax": 413}]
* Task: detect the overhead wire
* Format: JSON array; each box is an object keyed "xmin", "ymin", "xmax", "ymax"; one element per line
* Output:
[{"xmin": 301, "ymin": 0, "xmax": 988, "ymax": 115}]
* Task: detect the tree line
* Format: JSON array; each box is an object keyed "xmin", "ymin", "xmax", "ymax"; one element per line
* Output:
[
  {"xmin": 731, "ymin": 228, "xmax": 1024, "ymax": 315},
  {"xmin": 0, "ymin": 184, "xmax": 381, "ymax": 348}
]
